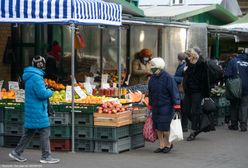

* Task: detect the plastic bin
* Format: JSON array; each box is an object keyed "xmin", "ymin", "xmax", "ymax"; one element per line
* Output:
[
  {"xmin": 50, "ymin": 139, "xmax": 71, "ymax": 151},
  {"xmin": 4, "ymin": 135, "xmax": 21, "ymax": 147},
  {"xmin": 94, "ymin": 125, "xmax": 129, "ymax": 141},
  {"xmin": 4, "ymin": 123, "xmax": 23, "ymax": 135},
  {"xmin": 131, "ymin": 134, "xmax": 145, "ymax": 149},
  {"xmin": 75, "ymin": 126, "xmax": 93, "ymax": 139},
  {"xmin": 94, "ymin": 137, "xmax": 131, "ymax": 154},
  {"xmin": 129, "ymin": 123, "xmax": 144, "ymax": 136},
  {"xmin": 75, "ymin": 139, "xmax": 94, "ymax": 152},
  {"xmin": 50, "ymin": 112, "xmax": 71, "ymax": 125},
  {"xmin": 74, "ymin": 112, "xmax": 93, "ymax": 126},
  {"xmin": 50, "ymin": 125, "xmax": 71, "ymax": 138},
  {"xmin": 4, "ymin": 108, "xmax": 23, "ymax": 123},
  {"xmin": 28, "ymin": 137, "xmax": 40, "ymax": 149}
]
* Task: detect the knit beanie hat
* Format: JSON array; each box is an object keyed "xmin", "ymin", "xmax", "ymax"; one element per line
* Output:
[
  {"xmin": 150, "ymin": 57, "xmax": 165, "ymax": 69},
  {"xmin": 177, "ymin": 52, "xmax": 186, "ymax": 61},
  {"xmin": 32, "ymin": 55, "xmax": 46, "ymax": 70}
]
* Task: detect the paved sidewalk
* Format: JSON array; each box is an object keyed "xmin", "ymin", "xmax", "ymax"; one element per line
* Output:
[{"xmin": 0, "ymin": 126, "xmax": 248, "ymax": 168}]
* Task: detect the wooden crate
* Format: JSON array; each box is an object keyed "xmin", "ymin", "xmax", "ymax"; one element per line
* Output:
[
  {"xmin": 94, "ymin": 111, "xmax": 132, "ymax": 127},
  {"xmin": 132, "ymin": 107, "xmax": 147, "ymax": 123}
]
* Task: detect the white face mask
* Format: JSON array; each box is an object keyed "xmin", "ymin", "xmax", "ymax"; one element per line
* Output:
[{"xmin": 143, "ymin": 57, "xmax": 149, "ymax": 61}]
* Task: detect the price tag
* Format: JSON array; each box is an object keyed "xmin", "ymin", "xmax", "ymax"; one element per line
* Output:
[
  {"xmin": 8, "ymin": 81, "xmax": 19, "ymax": 91},
  {"xmin": 74, "ymin": 86, "xmax": 87, "ymax": 99},
  {"xmin": 65, "ymin": 86, "xmax": 72, "ymax": 101},
  {"xmin": 15, "ymin": 89, "xmax": 25, "ymax": 102},
  {"xmin": 83, "ymin": 82, "xmax": 93, "ymax": 95},
  {"xmin": 101, "ymin": 74, "xmax": 108, "ymax": 84},
  {"xmin": 0, "ymin": 80, "xmax": 3, "ymax": 90}
]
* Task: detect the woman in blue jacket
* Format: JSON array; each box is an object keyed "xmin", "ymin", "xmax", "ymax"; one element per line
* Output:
[
  {"xmin": 148, "ymin": 57, "xmax": 181, "ymax": 153},
  {"xmin": 9, "ymin": 56, "xmax": 60, "ymax": 164}
]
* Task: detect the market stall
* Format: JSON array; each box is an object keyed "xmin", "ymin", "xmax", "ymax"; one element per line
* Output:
[{"xmin": 0, "ymin": 0, "xmax": 129, "ymax": 153}]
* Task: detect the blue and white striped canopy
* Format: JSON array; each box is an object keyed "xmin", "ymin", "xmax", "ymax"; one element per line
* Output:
[{"xmin": 0, "ymin": 0, "xmax": 122, "ymax": 25}]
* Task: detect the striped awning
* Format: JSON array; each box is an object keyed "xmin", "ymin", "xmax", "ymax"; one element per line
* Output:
[{"xmin": 0, "ymin": 0, "xmax": 122, "ymax": 26}]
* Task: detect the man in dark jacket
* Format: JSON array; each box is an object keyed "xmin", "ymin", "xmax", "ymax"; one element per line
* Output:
[{"xmin": 224, "ymin": 53, "xmax": 248, "ymax": 132}]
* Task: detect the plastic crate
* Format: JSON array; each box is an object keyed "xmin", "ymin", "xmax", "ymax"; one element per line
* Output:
[
  {"xmin": 129, "ymin": 123, "xmax": 144, "ymax": 136},
  {"xmin": 50, "ymin": 112, "xmax": 71, "ymax": 125},
  {"xmin": 74, "ymin": 112, "xmax": 93, "ymax": 126},
  {"xmin": 0, "ymin": 107, "xmax": 4, "ymax": 122},
  {"xmin": 28, "ymin": 137, "xmax": 40, "ymax": 149},
  {"xmin": 4, "ymin": 135, "xmax": 21, "ymax": 147},
  {"xmin": 0, "ymin": 122, "xmax": 3, "ymax": 134},
  {"xmin": 131, "ymin": 134, "xmax": 145, "ymax": 149},
  {"xmin": 4, "ymin": 123, "xmax": 23, "ymax": 135},
  {"xmin": 94, "ymin": 125, "xmax": 129, "ymax": 141},
  {"xmin": 4, "ymin": 108, "xmax": 23, "ymax": 123},
  {"xmin": 0, "ymin": 135, "xmax": 3, "ymax": 146},
  {"xmin": 50, "ymin": 125, "xmax": 71, "ymax": 138},
  {"xmin": 94, "ymin": 137, "xmax": 131, "ymax": 154},
  {"xmin": 75, "ymin": 126, "xmax": 93, "ymax": 139},
  {"xmin": 75, "ymin": 139, "xmax": 94, "ymax": 152},
  {"xmin": 50, "ymin": 139, "xmax": 71, "ymax": 151},
  {"xmin": 214, "ymin": 117, "xmax": 225, "ymax": 126},
  {"xmin": 66, "ymin": 104, "xmax": 98, "ymax": 113}
]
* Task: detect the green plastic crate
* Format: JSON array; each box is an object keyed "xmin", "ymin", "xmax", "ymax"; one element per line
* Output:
[
  {"xmin": 28, "ymin": 137, "xmax": 40, "ymax": 149},
  {"xmin": 131, "ymin": 134, "xmax": 145, "ymax": 149},
  {"xmin": 74, "ymin": 112, "xmax": 93, "ymax": 126},
  {"xmin": 129, "ymin": 123, "xmax": 144, "ymax": 136},
  {"xmin": 50, "ymin": 125, "xmax": 71, "ymax": 138},
  {"xmin": 75, "ymin": 126, "xmax": 93, "ymax": 139},
  {"xmin": 94, "ymin": 125, "xmax": 129, "ymax": 141},
  {"xmin": 94, "ymin": 137, "xmax": 131, "ymax": 154},
  {"xmin": 4, "ymin": 123, "xmax": 23, "ymax": 135},
  {"xmin": 75, "ymin": 139, "xmax": 94, "ymax": 152},
  {"xmin": 4, "ymin": 108, "xmax": 23, "ymax": 123},
  {"xmin": 49, "ymin": 112, "xmax": 71, "ymax": 125}
]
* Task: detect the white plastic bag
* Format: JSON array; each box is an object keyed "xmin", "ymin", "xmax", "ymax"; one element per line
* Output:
[{"xmin": 169, "ymin": 113, "xmax": 183, "ymax": 143}]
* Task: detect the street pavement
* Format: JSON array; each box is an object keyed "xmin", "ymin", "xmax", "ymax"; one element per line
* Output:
[{"xmin": 0, "ymin": 125, "xmax": 248, "ymax": 168}]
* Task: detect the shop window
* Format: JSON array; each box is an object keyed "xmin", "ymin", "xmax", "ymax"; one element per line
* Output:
[{"xmin": 22, "ymin": 24, "xmax": 35, "ymax": 43}]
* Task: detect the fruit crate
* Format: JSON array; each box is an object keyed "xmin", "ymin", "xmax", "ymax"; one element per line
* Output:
[
  {"xmin": 4, "ymin": 123, "xmax": 23, "ymax": 135},
  {"xmin": 50, "ymin": 125, "xmax": 71, "ymax": 138},
  {"xmin": 94, "ymin": 137, "xmax": 131, "ymax": 154},
  {"xmin": 50, "ymin": 139, "xmax": 71, "ymax": 151},
  {"xmin": 66, "ymin": 104, "xmax": 98, "ymax": 113},
  {"xmin": 94, "ymin": 125, "xmax": 129, "ymax": 141},
  {"xmin": 75, "ymin": 126, "xmax": 94, "ymax": 139},
  {"xmin": 94, "ymin": 111, "xmax": 132, "ymax": 127},
  {"xmin": 74, "ymin": 112, "xmax": 94, "ymax": 126},
  {"xmin": 28, "ymin": 137, "xmax": 40, "ymax": 149},
  {"xmin": 132, "ymin": 107, "xmax": 147, "ymax": 123},
  {"xmin": 75, "ymin": 139, "xmax": 94, "ymax": 152},
  {"xmin": 50, "ymin": 112, "xmax": 71, "ymax": 125},
  {"xmin": 131, "ymin": 133, "xmax": 145, "ymax": 149},
  {"xmin": 4, "ymin": 108, "xmax": 23, "ymax": 123},
  {"xmin": 4, "ymin": 135, "xmax": 21, "ymax": 147},
  {"xmin": 129, "ymin": 123, "xmax": 144, "ymax": 136}
]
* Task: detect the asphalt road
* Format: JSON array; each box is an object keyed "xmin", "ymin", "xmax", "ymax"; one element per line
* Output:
[{"xmin": 0, "ymin": 126, "xmax": 248, "ymax": 168}]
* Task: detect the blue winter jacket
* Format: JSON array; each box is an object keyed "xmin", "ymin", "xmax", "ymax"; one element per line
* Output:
[
  {"xmin": 174, "ymin": 61, "xmax": 186, "ymax": 84},
  {"xmin": 148, "ymin": 70, "xmax": 180, "ymax": 108},
  {"xmin": 224, "ymin": 54, "xmax": 248, "ymax": 96},
  {"xmin": 22, "ymin": 67, "xmax": 53, "ymax": 128}
]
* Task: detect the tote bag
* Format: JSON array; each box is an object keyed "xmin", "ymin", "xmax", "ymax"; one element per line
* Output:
[
  {"xmin": 143, "ymin": 115, "xmax": 157, "ymax": 142},
  {"xmin": 226, "ymin": 77, "xmax": 242, "ymax": 99},
  {"xmin": 169, "ymin": 113, "xmax": 183, "ymax": 143}
]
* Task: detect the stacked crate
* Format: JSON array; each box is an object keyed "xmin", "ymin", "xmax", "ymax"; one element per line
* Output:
[
  {"xmin": 3, "ymin": 104, "xmax": 23, "ymax": 147},
  {"xmin": 212, "ymin": 97, "xmax": 230, "ymax": 126},
  {"xmin": 93, "ymin": 111, "xmax": 132, "ymax": 153},
  {"xmin": 49, "ymin": 105, "xmax": 71, "ymax": 151},
  {"xmin": 73, "ymin": 105, "xmax": 96, "ymax": 152},
  {"xmin": 0, "ymin": 105, "xmax": 4, "ymax": 146}
]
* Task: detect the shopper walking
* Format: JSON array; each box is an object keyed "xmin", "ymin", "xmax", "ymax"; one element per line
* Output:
[
  {"xmin": 148, "ymin": 57, "xmax": 181, "ymax": 153},
  {"xmin": 9, "ymin": 56, "xmax": 60, "ymax": 164},
  {"xmin": 224, "ymin": 52, "xmax": 248, "ymax": 132}
]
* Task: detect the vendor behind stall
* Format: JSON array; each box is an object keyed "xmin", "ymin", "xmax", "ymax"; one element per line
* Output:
[{"xmin": 129, "ymin": 48, "xmax": 152, "ymax": 86}]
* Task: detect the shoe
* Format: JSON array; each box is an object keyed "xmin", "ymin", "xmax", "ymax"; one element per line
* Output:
[
  {"xmin": 9, "ymin": 151, "xmax": 27, "ymax": 162},
  {"xmin": 240, "ymin": 127, "xmax": 247, "ymax": 132},
  {"xmin": 170, "ymin": 144, "xmax": 174, "ymax": 150},
  {"xmin": 228, "ymin": 125, "xmax": 238, "ymax": 130},
  {"xmin": 163, "ymin": 147, "xmax": 171, "ymax": 153},
  {"xmin": 187, "ymin": 133, "xmax": 196, "ymax": 141},
  {"xmin": 40, "ymin": 157, "xmax": 60, "ymax": 164},
  {"xmin": 153, "ymin": 148, "xmax": 164, "ymax": 153}
]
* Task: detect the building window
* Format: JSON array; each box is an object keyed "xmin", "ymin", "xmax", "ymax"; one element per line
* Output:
[{"xmin": 172, "ymin": 0, "xmax": 183, "ymax": 5}]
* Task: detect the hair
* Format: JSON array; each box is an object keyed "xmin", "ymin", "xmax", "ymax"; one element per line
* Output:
[
  {"xmin": 150, "ymin": 57, "xmax": 165, "ymax": 69},
  {"xmin": 139, "ymin": 48, "xmax": 153, "ymax": 58}
]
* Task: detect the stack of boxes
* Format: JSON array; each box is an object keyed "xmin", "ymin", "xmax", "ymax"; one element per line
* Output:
[{"xmin": 212, "ymin": 97, "xmax": 230, "ymax": 126}]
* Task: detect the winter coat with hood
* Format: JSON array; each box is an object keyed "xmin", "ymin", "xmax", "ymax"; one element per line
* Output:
[{"xmin": 22, "ymin": 66, "xmax": 53, "ymax": 129}]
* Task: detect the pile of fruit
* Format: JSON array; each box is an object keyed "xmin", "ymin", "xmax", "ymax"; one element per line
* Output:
[
  {"xmin": 49, "ymin": 90, "xmax": 66, "ymax": 103},
  {"xmin": 97, "ymin": 101, "xmax": 128, "ymax": 114},
  {"xmin": 0, "ymin": 89, "xmax": 16, "ymax": 99},
  {"xmin": 44, "ymin": 78, "xmax": 66, "ymax": 91},
  {"xmin": 74, "ymin": 96, "xmax": 112, "ymax": 104},
  {"xmin": 128, "ymin": 91, "xmax": 144, "ymax": 103}
]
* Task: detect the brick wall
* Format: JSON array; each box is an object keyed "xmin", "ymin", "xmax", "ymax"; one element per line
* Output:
[{"xmin": 0, "ymin": 24, "xmax": 11, "ymax": 81}]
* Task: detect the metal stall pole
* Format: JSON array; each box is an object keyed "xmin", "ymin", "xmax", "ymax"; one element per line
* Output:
[
  {"xmin": 70, "ymin": 23, "xmax": 76, "ymax": 153},
  {"xmin": 117, "ymin": 27, "xmax": 122, "ymax": 98}
]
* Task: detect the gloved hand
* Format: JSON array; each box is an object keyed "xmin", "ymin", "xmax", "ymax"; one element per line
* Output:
[{"xmin": 173, "ymin": 104, "xmax": 181, "ymax": 110}]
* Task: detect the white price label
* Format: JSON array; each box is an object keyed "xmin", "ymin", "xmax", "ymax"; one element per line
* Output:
[
  {"xmin": 8, "ymin": 81, "xmax": 19, "ymax": 91},
  {"xmin": 101, "ymin": 74, "xmax": 108, "ymax": 84},
  {"xmin": 74, "ymin": 86, "xmax": 87, "ymax": 99},
  {"xmin": 65, "ymin": 86, "xmax": 72, "ymax": 101}
]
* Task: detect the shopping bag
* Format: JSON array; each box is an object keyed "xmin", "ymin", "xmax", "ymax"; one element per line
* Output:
[
  {"xmin": 169, "ymin": 113, "xmax": 183, "ymax": 143},
  {"xmin": 226, "ymin": 77, "xmax": 242, "ymax": 99},
  {"xmin": 143, "ymin": 115, "xmax": 157, "ymax": 142},
  {"xmin": 202, "ymin": 98, "xmax": 217, "ymax": 115}
]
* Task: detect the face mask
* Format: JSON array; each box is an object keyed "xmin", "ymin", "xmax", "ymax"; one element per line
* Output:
[
  {"xmin": 143, "ymin": 57, "xmax": 149, "ymax": 62},
  {"xmin": 151, "ymin": 68, "xmax": 159, "ymax": 74}
]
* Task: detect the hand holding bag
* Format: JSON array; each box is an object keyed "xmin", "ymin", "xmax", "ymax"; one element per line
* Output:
[
  {"xmin": 169, "ymin": 112, "xmax": 183, "ymax": 143},
  {"xmin": 143, "ymin": 115, "xmax": 157, "ymax": 142},
  {"xmin": 202, "ymin": 98, "xmax": 217, "ymax": 115}
]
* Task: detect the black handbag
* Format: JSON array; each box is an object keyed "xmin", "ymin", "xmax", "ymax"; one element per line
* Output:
[
  {"xmin": 47, "ymin": 99, "xmax": 55, "ymax": 117},
  {"xmin": 202, "ymin": 98, "xmax": 217, "ymax": 115}
]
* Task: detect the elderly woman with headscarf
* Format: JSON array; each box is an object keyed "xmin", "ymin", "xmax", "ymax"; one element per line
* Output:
[
  {"xmin": 183, "ymin": 48, "xmax": 209, "ymax": 141},
  {"xmin": 148, "ymin": 57, "xmax": 181, "ymax": 153},
  {"xmin": 129, "ymin": 48, "xmax": 153, "ymax": 86}
]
